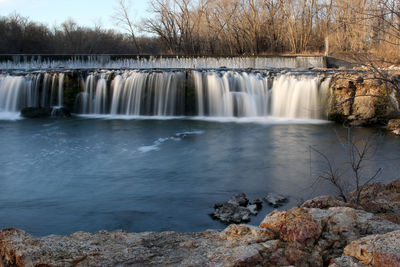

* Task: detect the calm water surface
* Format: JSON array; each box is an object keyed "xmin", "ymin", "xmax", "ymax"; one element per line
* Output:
[{"xmin": 0, "ymin": 117, "xmax": 399, "ymax": 236}]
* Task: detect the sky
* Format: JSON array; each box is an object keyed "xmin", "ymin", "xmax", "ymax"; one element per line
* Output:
[{"xmin": 0, "ymin": 0, "xmax": 151, "ymax": 33}]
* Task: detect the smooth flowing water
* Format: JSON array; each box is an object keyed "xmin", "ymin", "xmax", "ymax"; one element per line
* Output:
[
  {"xmin": 0, "ymin": 117, "xmax": 398, "ymax": 236},
  {"xmin": 1, "ymin": 70, "xmax": 330, "ymax": 120}
]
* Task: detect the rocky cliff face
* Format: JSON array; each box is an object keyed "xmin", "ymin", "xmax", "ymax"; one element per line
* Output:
[
  {"xmin": 1, "ymin": 180, "xmax": 399, "ymax": 267},
  {"xmin": 327, "ymin": 72, "xmax": 400, "ymax": 126}
]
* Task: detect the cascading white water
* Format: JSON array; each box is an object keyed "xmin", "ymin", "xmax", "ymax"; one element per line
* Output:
[
  {"xmin": 79, "ymin": 71, "xmax": 185, "ymax": 116},
  {"xmin": 0, "ymin": 70, "xmax": 330, "ymax": 120},
  {"xmin": 193, "ymin": 71, "xmax": 328, "ymax": 119},
  {"xmin": 0, "ymin": 73, "xmax": 65, "ymax": 114},
  {"xmin": 78, "ymin": 70, "xmax": 328, "ymax": 119},
  {"xmin": 271, "ymin": 75, "xmax": 326, "ymax": 119},
  {"xmin": 193, "ymin": 71, "xmax": 271, "ymax": 117},
  {"xmin": 0, "ymin": 75, "xmax": 28, "ymax": 112}
]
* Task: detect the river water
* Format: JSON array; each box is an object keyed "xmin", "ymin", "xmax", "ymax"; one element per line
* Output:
[{"xmin": 0, "ymin": 116, "xmax": 398, "ymax": 236}]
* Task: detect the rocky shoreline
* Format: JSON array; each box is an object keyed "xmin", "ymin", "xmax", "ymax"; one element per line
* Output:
[{"xmin": 1, "ymin": 180, "xmax": 399, "ymax": 267}]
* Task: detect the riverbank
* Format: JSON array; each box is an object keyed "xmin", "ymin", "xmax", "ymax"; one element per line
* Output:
[{"xmin": 1, "ymin": 180, "xmax": 399, "ymax": 266}]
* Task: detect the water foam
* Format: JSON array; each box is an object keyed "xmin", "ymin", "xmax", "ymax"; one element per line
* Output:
[{"xmin": 138, "ymin": 130, "xmax": 204, "ymax": 153}]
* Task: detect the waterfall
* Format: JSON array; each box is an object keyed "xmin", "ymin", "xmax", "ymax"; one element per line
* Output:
[
  {"xmin": 0, "ymin": 73, "xmax": 65, "ymax": 113},
  {"xmin": 78, "ymin": 70, "xmax": 328, "ymax": 119},
  {"xmin": 271, "ymin": 75, "xmax": 324, "ymax": 119},
  {"xmin": 58, "ymin": 73, "xmax": 64, "ymax": 107},
  {"xmin": 193, "ymin": 71, "xmax": 270, "ymax": 117},
  {"xmin": 0, "ymin": 70, "xmax": 330, "ymax": 120},
  {"xmin": 78, "ymin": 71, "xmax": 186, "ymax": 116}
]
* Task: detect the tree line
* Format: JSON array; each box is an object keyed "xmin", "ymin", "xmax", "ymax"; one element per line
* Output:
[{"xmin": 0, "ymin": 0, "xmax": 399, "ymax": 61}]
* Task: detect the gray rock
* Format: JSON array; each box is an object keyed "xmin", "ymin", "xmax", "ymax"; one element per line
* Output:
[
  {"xmin": 329, "ymin": 256, "xmax": 366, "ymax": 267},
  {"xmin": 20, "ymin": 106, "xmax": 71, "ymax": 118},
  {"xmin": 228, "ymin": 193, "xmax": 249, "ymax": 207},
  {"xmin": 21, "ymin": 107, "xmax": 53, "ymax": 118},
  {"xmin": 0, "ymin": 227, "xmax": 279, "ymax": 267},
  {"xmin": 342, "ymin": 230, "xmax": 400, "ymax": 266},
  {"xmin": 248, "ymin": 204, "xmax": 258, "ymax": 215},
  {"xmin": 51, "ymin": 106, "xmax": 71, "ymax": 118},
  {"xmin": 211, "ymin": 202, "xmax": 251, "ymax": 223},
  {"xmin": 250, "ymin": 198, "xmax": 263, "ymax": 210},
  {"xmin": 264, "ymin": 193, "xmax": 288, "ymax": 207},
  {"xmin": 260, "ymin": 205, "xmax": 400, "ymax": 264}
]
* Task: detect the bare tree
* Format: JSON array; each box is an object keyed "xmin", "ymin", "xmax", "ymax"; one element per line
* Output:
[
  {"xmin": 112, "ymin": 0, "xmax": 141, "ymax": 53},
  {"xmin": 311, "ymin": 130, "xmax": 382, "ymax": 204}
]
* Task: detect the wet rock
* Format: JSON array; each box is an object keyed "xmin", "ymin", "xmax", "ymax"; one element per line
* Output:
[
  {"xmin": 51, "ymin": 106, "xmax": 71, "ymax": 118},
  {"xmin": 264, "ymin": 193, "xmax": 288, "ymax": 207},
  {"xmin": 211, "ymin": 202, "xmax": 251, "ymax": 223},
  {"xmin": 387, "ymin": 119, "xmax": 400, "ymax": 135},
  {"xmin": 387, "ymin": 119, "xmax": 400, "ymax": 131},
  {"xmin": 211, "ymin": 193, "xmax": 255, "ymax": 223},
  {"xmin": 248, "ymin": 204, "xmax": 258, "ymax": 215},
  {"xmin": 228, "ymin": 193, "xmax": 249, "ymax": 207},
  {"xmin": 342, "ymin": 230, "xmax": 400, "ymax": 267},
  {"xmin": 21, "ymin": 107, "xmax": 53, "ymax": 118},
  {"xmin": 20, "ymin": 107, "xmax": 71, "ymax": 118},
  {"xmin": 250, "ymin": 198, "xmax": 263, "ymax": 210}
]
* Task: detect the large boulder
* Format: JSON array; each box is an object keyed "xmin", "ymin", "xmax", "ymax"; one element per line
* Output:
[
  {"xmin": 328, "ymin": 72, "xmax": 394, "ymax": 126},
  {"xmin": 260, "ymin": 208, "xmax": 322, "ymax": 246},
  {"xmin": 335, "ymin": 230, "xmax": 400, "ymax": 267},
  {"xmin": 260, "ymin": 205, "xmax": 400, "ymax": 265}
]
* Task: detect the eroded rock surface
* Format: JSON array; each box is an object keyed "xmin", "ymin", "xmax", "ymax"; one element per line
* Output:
[
  {"xmin": 342, "ymin": 230, "xmax": 400, "ymax": 267},
  {"xmin": 260, "ymin": 206, "xmax": 400, "ymax": 265},
  {"xmin": 328, "ymin": 72, "xmax": 398, "ymax": 126}
]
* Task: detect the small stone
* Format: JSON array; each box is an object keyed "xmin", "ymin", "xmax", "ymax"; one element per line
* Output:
[
  {"xmin": 211, "ymin": 203, "xmax": 251, "ymax": 224},
  {"xmin": 388, "ymin": 119, "xmax": 400, "ymax": 135},
  {"xmin": 250, "ymin": 198, "xmax": 263, "ymax": 210},
  {"xmin": 228, "ymin": 193, "xmax": 249, "ymax": 207},
  {"xmin": 264, "ymin": 193, "xmax": 288, "ymax": 207},
  {"xmin": 248, "ymin": 204, "xmax": 258, "ymax": 215}
]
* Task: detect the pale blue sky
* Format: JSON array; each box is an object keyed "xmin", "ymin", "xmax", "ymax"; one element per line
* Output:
[{"xmin": 0, "ymin": 0, "xmax": 151, "ymax": 32}]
